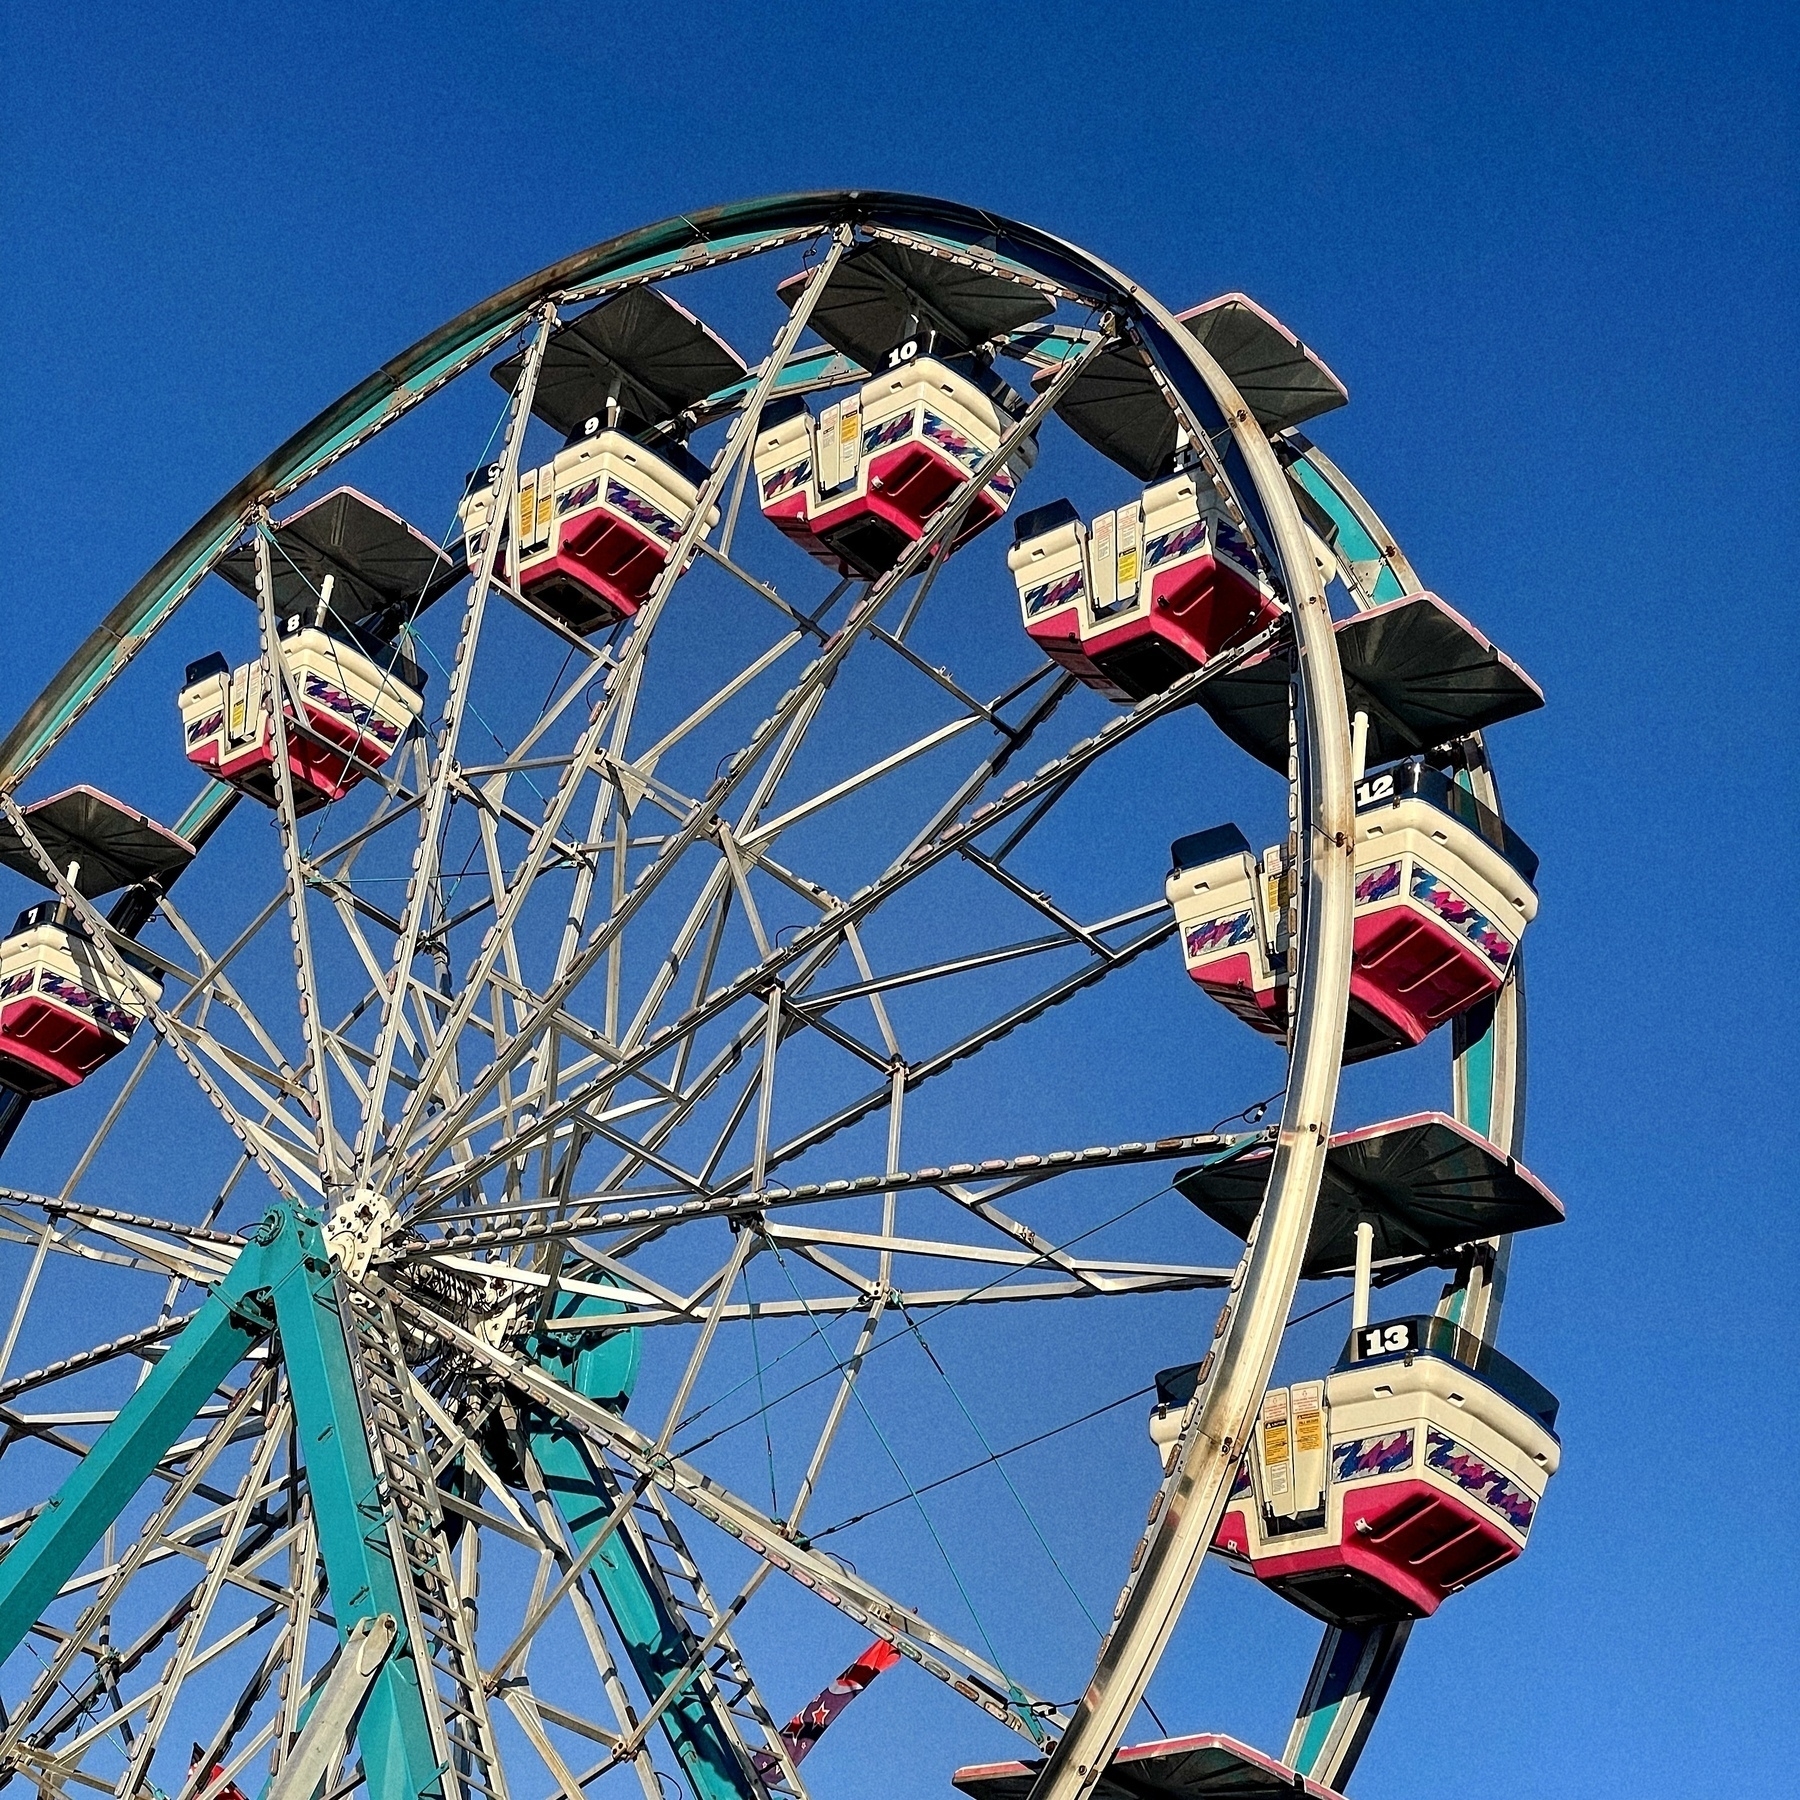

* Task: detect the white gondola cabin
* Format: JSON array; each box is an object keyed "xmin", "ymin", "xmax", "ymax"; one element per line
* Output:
[
  {"xmin": 1162, "ymin": 1114, "xmax": 1565, "ymax": 1626},
  {"xmin": 469, "ymin": 287, "xmax": 746, "ymax": 635},
  {"xmin": 462, "ymin": 429, "xmax": 717, "ymax": 635},
  {"xmin": 755, "ymin": 347, "xmax": 1036, "ymax": 578},
  {"xmin": 1009, "ymin": 290, "xmax": 1348, "ymax": 703},
  {"xmin": 179, "ymin": 621, "xmax": 426, "ymax": 815},
  {"xmin": 187, "ymin": 487, "xmax": 464, "ymax": 813},
  {"xmin": 1011, "ymin": 475, "xmax": 1279, "ymax": 702},
  {"xmin": 0, "ymin": 788, "xmax": 192, "ymax": 1098},
  {"xmin": 0, "ymin": 902, "xmax": 161, "ymax": 1098},
  {"xmin": 1185, "ymin": 1319, "xmax": 1560, "ymax": 1625},
  {"xmin": 754, "ymin": 239, "xmax": 1053, "ymax": 579},
  {"xmin": 1168, "ymin": 759, "xmax": 1538, "ymax": 1058}
]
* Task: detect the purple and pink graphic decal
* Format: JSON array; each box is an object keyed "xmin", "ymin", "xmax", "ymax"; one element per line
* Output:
[
  {"xmin": 303, "ymin": 675, "xmax": 403, "ymax": 749},
  {"xmin": 34, "ymin": 972, "xmax": 139, "ymax": 1036},
  {"xmin": 863, "ymin": 411, "xmax": 914, "ymax": 454},
  {"xmin": 1425, "ymin": 1428, "xmax": 1536, "ymax": 1534},
  {"xmin": 604, "ymin": 478, "xmax": 680, "ymax": 544},
  {"xmin": 761, "ymin": 458, "xmax": 811, "ymax": 502},
  {"xmin": 1146, "ymin": 519, "xmax": 1209, "ymax": 568},
  {"xmin": 1410, "ymin": 868, "xmax": 1514, "ymax": 970},
  {"xmin": 1023, "ymin": 571, "xmax": 1084, "ymax": 617},
  {"xmin": 555, "ymin": 477, "xmax": 601, "ymax": 516},
  {"xmin": 1356, "ymin": 861, "xmax": 1402, "ymax": 906},
  {"xmin": 1184, "ymin": 910, "xmax": 1256, "ymax": 960},
  {"xmin": 921, "ymin": 411, "xmax": 983, "ymax": 471},
  {"xmin": 1332, "ymin": 1430, "xmax": 1415, "ymax": 1482}
]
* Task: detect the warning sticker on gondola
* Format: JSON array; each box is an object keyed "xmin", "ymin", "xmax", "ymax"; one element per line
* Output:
[
  {"xmin": 818, "ymin": 402, "xmax": 843, "ymax": 491},
  {"xmin": 1088, "ymin": 510, "xmax": 1118, "ymax": 620},
  {"xmin": 837, "ymin": 400, "xmax": 861, "ymax": 484},
  {"xmin": 1115, "ymin": 505, "xmax": 1141, "ymax": 603},
  {"xmin": 1292, "ymin": 1381, "xmax": 1324, "ymax": 1455},
  {"xmin": 1259, "ymin": 1387, "xmax": 1291, "ymax": 1496}
]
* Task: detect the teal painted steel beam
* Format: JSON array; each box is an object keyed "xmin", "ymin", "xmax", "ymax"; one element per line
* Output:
[
  {"xmin": 1289, "ymin": 454, "xmax": 1409, "ymax": 602},
  {"xmin": 0, "ymin": 1208, "xmax": 450, "ymax": 1800},
  {"xmin": 260, "ymin": 1211, "xmax": 448, "ymax": 1800},
  {"xmin": 529, "ymin": 1422, "xmax": 755, "ymax": 1800},
  {"xmin": 524, "ymin": 1292, "xmax": 755, "ymax": 1800},
  {"xmin": 0, "ymin": 1240, "xmax": 270, "ymax": 1662}
]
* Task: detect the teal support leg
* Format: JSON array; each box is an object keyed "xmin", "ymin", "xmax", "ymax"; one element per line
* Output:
[
  {"xmin": 261, "ymin": 1212, "xmax": 446, "ymax": 1800},
  {"xmin": 529, "ymin": 1422, "xmax": 755, "ymax": 1800},
  {"xmin": 524, "ymin": 1290, "xmax": 753, "ymax": 1800},
  {"xmin": 0, "ymin": 1238, "xmax": 270, "ymax": 1663},
  {"xmin": 1285, "ymin": 1620, "xmax": 1411, "ymax": 1782},
  {"xmin": 0, "ymin": 1207, "xmax": 450, "ymax": 1800}
]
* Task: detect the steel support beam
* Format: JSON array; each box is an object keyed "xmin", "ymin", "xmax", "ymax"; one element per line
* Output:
[
  {"xmin": 0, "ymin": 1209, "xmax": 456, "ymax": 1800},
  {"xmin": 531, "ymin": 1426, "xmax": 760, "ymax": 1800},
  {"xmin": 266, "ymin": 1612, "xmax": 399, "ymax": 1800},
  {"xmin": 0, "ymin": 1261, "xmax": 267, "ymax": 1658},
  {"xmin": 1023, "ymin": 294, "xmax": 1355, "ymax": 1800}
]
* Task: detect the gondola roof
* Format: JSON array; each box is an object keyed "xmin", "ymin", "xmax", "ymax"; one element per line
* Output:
[
  {"xmin": 777, "ymin": 239, "xmax": 1053, "ymax": 371},
  {"xmin": 216, "ymin": 488, "xmax": 463, "ymax": 641}
]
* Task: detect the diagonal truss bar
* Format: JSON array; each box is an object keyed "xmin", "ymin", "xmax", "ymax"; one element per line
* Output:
[
  {"xmin": 355, "ymin": 301, "xmax": 559, "ymax": 1183},
  {"xmin": 252, "ymin": 518, "xmax": 345, "ymax": 1191},
  {"xmin": 396, "ymin": 318, "xmax": 1117, "ymax": 1198},
  {"xmin": 379, "ymin": 1283, "xmax": 1067, "ymax": 1744},
  {"xmin": 405, "ymin": 616, "xmax": 1277, "ymax": 1218},
  {"xmin": 400, "ymin": 1130, "xmax": 1250, "ymax": 1257},
  {"xmin": 0, "ymin": 798, "xmax": 311, "ymax": 1202}
]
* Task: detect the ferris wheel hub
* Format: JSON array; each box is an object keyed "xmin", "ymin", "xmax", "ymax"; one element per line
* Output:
[{"xmin": 324, "ymin": 1185, "xmax": 396, "ymax": 1280}]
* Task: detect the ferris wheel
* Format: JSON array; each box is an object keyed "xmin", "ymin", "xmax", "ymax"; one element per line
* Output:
[{"xmin": 0, "ymin": 194, "xmax": 1563, "ymax": 1800}]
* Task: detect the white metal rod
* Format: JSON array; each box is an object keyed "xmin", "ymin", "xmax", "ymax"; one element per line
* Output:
[{"xmin": 1352, "ymin": 1218, "xmax": 1374, "ymax": 1331}]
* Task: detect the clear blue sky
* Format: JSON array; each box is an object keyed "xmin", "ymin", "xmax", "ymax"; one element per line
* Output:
[{"xmin": 1, "ymin": 4, "xmax": 1795, "ymax": 1797}]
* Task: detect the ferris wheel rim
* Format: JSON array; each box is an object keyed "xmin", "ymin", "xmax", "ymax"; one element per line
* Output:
[{"xmin": 0, "ymin": 195, "xmax": 1440, "ymax": 1800}]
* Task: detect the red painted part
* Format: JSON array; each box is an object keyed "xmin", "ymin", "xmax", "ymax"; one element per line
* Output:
[
  {"xmin": 1084, "ymin": 556, "xmax": 1280, "ymax": 685},
  {"xmin": 812, "ymin": 458, "xmax": 1007, "ymax": 557},
  {"xmin": 521, "ymin": 507, "xmax": 663, "ymax": 632},
  {"xmin": 759, "ymin": 487, "xmax": 840, "ymax": 566},
  {"xmin": 772, "ymin": 441, "xmax": 1010, "ymax": 579},
  {"xmin": 1212, "ymin": 1504, "xmax": 1252, "ymax": 1561},
  {"xmin": 1023, "ymin": 605, "xmax": 1124, "ymax": 694},
  {"xmin": 188, "ymin": 698, "xmax": 402, "ymax": 814},
  {"xmin": 0, "ymin": 996, "xmax": 125, "ymax": 1096},
  {"xmin": 1242, "ymin": 1478, "xmax": 1521, "ymax": 1620},
  {"xmin": 1349, "ymin": 902, "xmax": 1504, "ymax": 1048},
  {"xmin": 1191, "ymin": 905, "xmax": 1505, "ymax": 1053},
  {"xmin": 1185, "ymin": 955, "xmax": 1287, "ymax": 1041},
  {"xmin": 751, "ymin": 1637, "xmax": 902, "ymax": 1780},
  {"xmin": 866, "ymin": 437, "xmax": 967, "ymax": 529},
  {"xmin": 190, "ymin": 1750, "xmax": 249, "ymax": 1800}
]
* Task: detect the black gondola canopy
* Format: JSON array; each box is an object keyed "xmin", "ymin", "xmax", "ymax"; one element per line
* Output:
[
  {"xmin": 778, "ymin": 239, "xmax": 1053, "ymax": 371},
  {"xmin": 1198, "ymin": 592, "xmax": 1545, "ymax": 773},
  {"xmin": 217, "ymin": 488, "xmax": 465, "ymax": 642},
  {"xmin": 1044, "ymin": 291, "xmax": 1347, "ymax": 482},
  {"xmin": 1177, "ymin": 1112, "xmax": 1564, "ymax": 1280},
  {"xmin": 954, "ymin": 1734, "xmax": 1350, "ymax": 1800},
  {"xmin": 492, "ymin": 286, "xmax": 748, "ymax": 443},
  {"xmin": 1178, "ymin": 293, "xmax": 1348, "ymax": 434},
  {"xmin": 0, "ymin": 787, "xmax": 195, "ymax": 898},
  {"xmin": 1037, "ymin": 341, "xmax": 1181, "ymax": 483}
]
